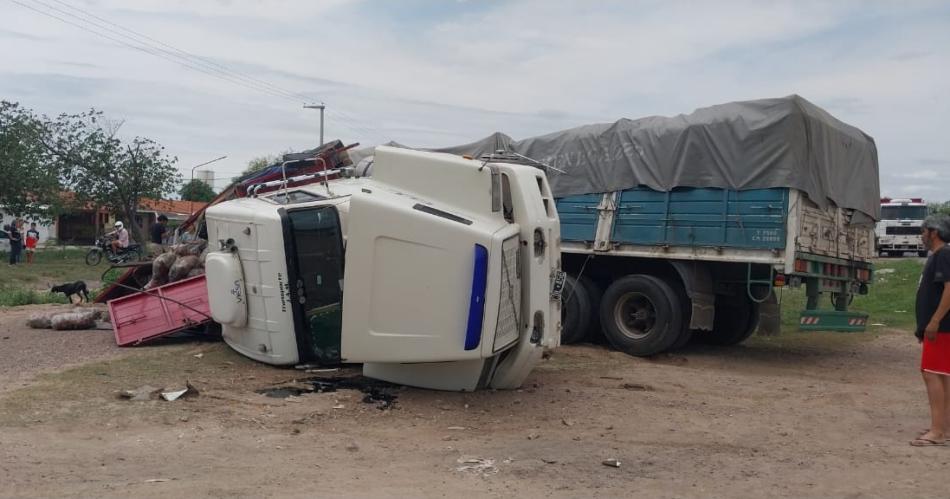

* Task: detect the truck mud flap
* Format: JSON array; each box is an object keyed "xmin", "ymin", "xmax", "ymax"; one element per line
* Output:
[{"xmin": 798, "ymin": 310, "xmax": 868, "ymax": 332}]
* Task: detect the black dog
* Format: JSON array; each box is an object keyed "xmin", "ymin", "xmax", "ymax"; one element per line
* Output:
[{"xmin": 51, "ymin": 281, "xmax": 90, "ymax": 303}]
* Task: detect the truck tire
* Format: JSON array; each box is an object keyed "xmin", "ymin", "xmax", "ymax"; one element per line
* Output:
[
  {"xmin": 599, "ymin": 275, "xmax": 684, "ymax": 356},
  {"xmin": 667, "ymin": 278, "xmax": 693, "ymax": 350},
  {"xmin": 560, "ymin": 274, "xmax": 592, "ymax": 344},
  {"xmin": 918, "ymin": 251, "xmax": 929, "ymax": 258},
  {"xmin": 703, "ymin": 298, "xmax": 760, "ymax": 346},
  {"xmin": 578, "ymin": 275, "xmax": 604, "ymax": 341}
]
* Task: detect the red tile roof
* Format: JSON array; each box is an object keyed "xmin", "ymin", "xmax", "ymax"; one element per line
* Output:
[{"xmin": 139, "ymin": 198, "xmax": 208, "ymax": 216}]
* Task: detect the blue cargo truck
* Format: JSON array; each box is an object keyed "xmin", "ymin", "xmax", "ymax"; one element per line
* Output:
[
  {"xmin": 354, "ymin": 95, "xmax": 881, "ymax": 357},
  {"xmin": 554, "ymin": 185, "xmax": 875, "ymax": 355}
]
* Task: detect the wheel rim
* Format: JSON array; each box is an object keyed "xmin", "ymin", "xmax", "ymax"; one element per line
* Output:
[{"xmin": 613, "ymin": 292, "xmax": 657, "ymax": 340}]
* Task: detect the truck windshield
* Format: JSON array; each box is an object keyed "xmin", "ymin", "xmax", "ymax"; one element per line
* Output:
[
  {"xmin": 284, "ymin": 206, "xmax": 344, "ymax": 364},
  {"xmin": 881, "ymin": 206, "xmax": 927, "ymax": 220}
]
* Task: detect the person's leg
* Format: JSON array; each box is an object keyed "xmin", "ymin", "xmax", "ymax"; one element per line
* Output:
[
  {"xmin": 26, "ymin": 249, "xmax": 33, "ymax": 264},
  {"xmin": 920, "ymin": 371, "xmax": 947, "ymax": 441},
  {"xmin": 943, "ymin": 374, "xmax": 950, "ymax": 433}
]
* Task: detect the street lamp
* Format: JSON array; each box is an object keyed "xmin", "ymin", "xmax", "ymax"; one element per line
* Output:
[{"xmin": 189, "ymin": 155, "xmax": 228, "ymax": 214}]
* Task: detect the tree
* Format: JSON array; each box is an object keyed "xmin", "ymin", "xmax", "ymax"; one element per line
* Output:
[
  {"xmin": 232, "ymin": 155, "xmax": 278, "ymax": 183},
  {"xmin": 39, "ymin": 108, "xmax": 181, "ymax": 244},
  {"xmin": 929, "ymin": 201, "xmax": 950, "ymax": 216},
  {"xmin": 179, "ymin": 179, "xmax": 216, "ymax": 202},
  {"xmin": 0, "ymin": 101, "xmax": 63, "ymax": 221}
]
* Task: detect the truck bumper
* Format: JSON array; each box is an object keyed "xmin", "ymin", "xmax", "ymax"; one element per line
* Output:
[{"xmin": 799, "ymin": 310, "xmax": 869, "ymax": 332}]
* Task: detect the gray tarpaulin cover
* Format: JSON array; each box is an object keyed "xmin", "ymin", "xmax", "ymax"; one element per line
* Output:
[{"xmin": 354, "ymin": 95, "xmax": 880, "ymax": 220}]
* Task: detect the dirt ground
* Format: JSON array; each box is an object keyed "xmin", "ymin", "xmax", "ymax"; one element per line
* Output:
[{"xmin": 0, "ymin": 304, "xmax": 947, "ymax": 499}]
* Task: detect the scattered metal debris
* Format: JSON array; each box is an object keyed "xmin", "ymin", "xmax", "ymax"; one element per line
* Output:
[
  {"xmin": 160, "ymin": 382, "xmax": 199, "ymax": 402},
  {"xmin": 456, "ymin": 457, "xmax": 498, "ymax": 475}
]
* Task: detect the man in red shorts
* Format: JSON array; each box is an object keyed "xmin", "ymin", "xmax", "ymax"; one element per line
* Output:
[{"xmin": 912, "ymin": 215, "xmax": 950, "ymax": 446}]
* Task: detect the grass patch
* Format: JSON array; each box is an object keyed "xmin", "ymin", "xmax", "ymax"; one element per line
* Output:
[
  {"xmin": 0, "ymin": 248, "xmax": 114, "ymax": 306},
  {"xmin": 777, "ymin": 258, "xmax": 923, "ymax": 331},
  {"xmin": 0, "ymin": 288, "xmax": 69, "ymax": 307}
]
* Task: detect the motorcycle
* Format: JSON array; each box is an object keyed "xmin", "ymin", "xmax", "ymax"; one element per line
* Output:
[{"xmin": 85, "ymin": 236, "xmax": 143, "ymax": 266}]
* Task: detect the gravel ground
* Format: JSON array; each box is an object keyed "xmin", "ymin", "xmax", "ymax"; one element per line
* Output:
[{"xmin": 0, "ymin": 304, "xmax": 127, "ymax": 393}]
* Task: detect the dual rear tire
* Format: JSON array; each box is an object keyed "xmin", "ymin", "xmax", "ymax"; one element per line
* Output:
[
  {"xmin": 598, "ymin": 275, "xmax": 686, "ymax": 356},
  {"xmin": 561, "ymin": 272, "xmax": 758, "ymax": 355}
]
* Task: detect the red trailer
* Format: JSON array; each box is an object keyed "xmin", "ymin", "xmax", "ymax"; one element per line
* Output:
[{"xmin": 109, "ymin": 275, "xmax": 212, "ymax": 346}]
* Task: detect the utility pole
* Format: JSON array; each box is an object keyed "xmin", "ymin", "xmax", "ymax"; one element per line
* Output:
[{"xmin": 304, "ymin": 103, "xmax": 326, "ymax": 146}]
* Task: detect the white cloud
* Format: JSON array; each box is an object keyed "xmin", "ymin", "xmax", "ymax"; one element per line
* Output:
[{"xmin": 0, "ymin": 0, "xmax": 948, "ymax": 200}]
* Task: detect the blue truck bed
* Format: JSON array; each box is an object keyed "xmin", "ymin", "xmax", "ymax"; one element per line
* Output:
[{"xmin": 556, "ymin": 187, "xmax": 789, "ymax": 250}]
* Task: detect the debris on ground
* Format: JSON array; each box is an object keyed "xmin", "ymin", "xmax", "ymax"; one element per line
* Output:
[
  {"xmin": 456, "ymin": 457, "xmax": 499, "ymax": 475},
  {"xmin": 26, "ymin": 313, "xmax": 52, "ymax": 329},
  {"xmin": 621, "ymin": 383, "xmax": 655, "ymax": 392},
  {"xmin": 602, "ymin": 458, "xmax": 621, "ymax": 468},
  {"xmin": 50, "ymin": 310, "xmax": 100, "ymax": 330},
  {"xmin": 119, "ymin": 385, "xmax": 162, "ymax": 401},
  {"xmin": 255, "ymin": 375, "xmax": 399, "ymax": 410},
  {"xmin": 161, "ymin": 382, "xmax": 199, "ymax": 402},
  {"xmin": 27, "ymin": 307, "xmax": 109, "ymax": 331}
]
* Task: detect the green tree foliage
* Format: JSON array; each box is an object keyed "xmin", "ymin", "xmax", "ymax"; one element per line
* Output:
[
  {"xmin": 38, "ymin": 108, "xmax": 181, "ymax": 244},
  {"xmin": 179, "ymin": 179, "xmax": 216, "ymax": 202},
  {"xmin": 0, "ymin": 101, "xmax": 63, "ymax": 220},
  {"xmin": 232, "ymin": 155, "xmax": 278, "ymax": 183},
  {"xmin": 929, "ymin": 201, "xmax": 950, "ymax": 216}
]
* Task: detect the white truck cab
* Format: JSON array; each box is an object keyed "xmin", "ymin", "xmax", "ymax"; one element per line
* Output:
[
  {"xmin": 876, "ymin": 197, "xmax": 928, "ymax": 257},
  {"xmin": 204, "ymin": 146, "xmax": 561, "ymax": 391}
]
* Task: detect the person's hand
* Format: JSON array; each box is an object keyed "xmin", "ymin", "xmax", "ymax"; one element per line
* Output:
[{"xmin": 924, "ymin": 321, "xmax": 940, "ymax": 341}]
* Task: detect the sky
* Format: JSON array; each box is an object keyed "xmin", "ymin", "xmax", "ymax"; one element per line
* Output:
[{"xmin": 1, "ymin": 0, "xmax": 948, "ymax": 200}]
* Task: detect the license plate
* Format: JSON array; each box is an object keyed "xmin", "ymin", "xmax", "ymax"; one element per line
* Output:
[{"xmin": 550, "ymin": 270, "xmax": 566, "ymax": 301}]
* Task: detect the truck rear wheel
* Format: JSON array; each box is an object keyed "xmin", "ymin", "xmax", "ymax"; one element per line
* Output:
[
  {"xmin": 599, "ymin": 275, "xmax": 684, "ymax": 356},
  {"xmin": 703, "ymin": 297, "xmax": 760, "ymax": 346},
  {"xmin": 918, "ymin": 251, "xmax": 929, "ymax": 258},
  {"xmin": 560, "ymin": 274, "xmax": 592, "ymax": 344}
]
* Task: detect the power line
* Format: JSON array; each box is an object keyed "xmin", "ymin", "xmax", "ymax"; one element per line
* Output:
[
  {"xmin": 10, "ymin": 0, "xmax": 303, "ymax": 104},
  {"xmin": 9, "ymin": 0, "xmax": 387, "ymax": 142}
]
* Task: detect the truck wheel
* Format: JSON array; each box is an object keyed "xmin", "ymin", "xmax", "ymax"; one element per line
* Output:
[
  {"xmin": 703, "ymin": 298, "xmax": 760, "ymax": 346},
  {"xmin": 918, "ymin": 251, "xmax": 929, "ymax": 258},
  {"xmin": 560, "ymin": 274, "xmax": 592, "ymax": 344},
  {"xmin": 578, "ymin": 275, "xmax": 604, "ymax": 341},
  {"xmin": 667, "ymin": 278, "xmax": 693, "ymax": 350},
  {"xmin": 599, "ymin": 275, "xmax": 684, "ymax": 356}
]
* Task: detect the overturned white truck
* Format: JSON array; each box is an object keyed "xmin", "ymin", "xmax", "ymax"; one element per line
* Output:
[{"xmin": 202, "ymin": 147, "xmax": 562, "ymax": 391}]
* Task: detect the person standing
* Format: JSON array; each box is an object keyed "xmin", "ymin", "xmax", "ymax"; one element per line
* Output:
[
  {"xmin": 150, "ymin": 215, "xmax": 168, "ymax": 245},
  {"xmin": 7, "ymin": 220, "xmax": 22, "ymax": 266},
  {"xmin": 912, "ymin": 215, "xmax": 950, "ymax": 446},
  {"xmin": 24, "ymin": 222, "xmax": 40, "ymax": 265}
]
